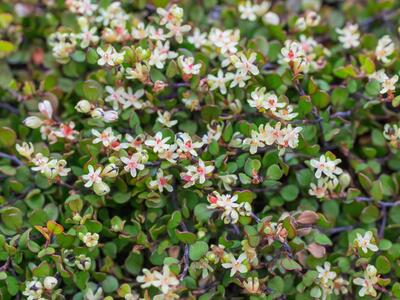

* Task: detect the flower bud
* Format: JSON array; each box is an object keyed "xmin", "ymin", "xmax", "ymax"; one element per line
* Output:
[
  {"xmin": 75, "ymin": 100, "xmax": 91, "ymax": 113},
  {"xmin": 93, "ymin": 181, "xmax": 110, "ymax": 196},
  {"xmin": 72, "ymin": 213, "xmax": 82, "ymax": 222},
  {"xmin": 75, "ymin": 254, "xmax": 91, "ymax": 271},
  {"xmin": 339, "ymin": 172, "xmax": 351, "ymax": 190},
  {"xmin": 102, "ymin": 163, "xmax": 119, "ymax": 178},
  {"xmin": 43, "ymin": 276, "xmax": 58, "ymax": 290},
  {"xmin": 23, "ymin": 116, "xmax": 43, "ymax": 128},
  {"xmin": 91, "ymin": 108, "xmax": 104, "ymax": 118},
  {"xmin": 206, "ymin": 252, "xmax": 217, "ymax": 263},
  {"xmin": 103, "ymin": 110, "xmax": 119, "ymax": 123}
]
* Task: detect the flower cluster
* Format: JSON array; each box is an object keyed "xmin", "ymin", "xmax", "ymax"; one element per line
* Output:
[
  {"xmin": 309, "ymin": 153, "xmax": 344, "ymax": 199},
  {"xmin": 207, "ymin": 192, "xmax": 252, "ymax": 224}
]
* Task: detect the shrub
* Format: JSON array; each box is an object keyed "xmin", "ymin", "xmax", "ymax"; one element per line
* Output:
[{"xmin": 0, "ymin": 0, "xmax": 400, "ymax": 299}]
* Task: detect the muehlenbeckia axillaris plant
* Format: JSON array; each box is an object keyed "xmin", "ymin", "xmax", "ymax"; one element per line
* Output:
[{"xmin": 0, "ymin": 0, "xmax": 399, "ymax": 299}]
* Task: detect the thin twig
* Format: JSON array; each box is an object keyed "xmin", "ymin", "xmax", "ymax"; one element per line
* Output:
[
  {"xmin": 0, "ymin": 152, "xmax": 23, "ymax": 166},
  {"xmin": 379, "ymin": 207, "xmax": 387, "ymax": 239}
]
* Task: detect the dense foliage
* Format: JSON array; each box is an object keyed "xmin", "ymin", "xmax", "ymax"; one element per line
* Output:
[{"xmin": 0, "ymin": 0, "xmax": 400, "ymax": 299}]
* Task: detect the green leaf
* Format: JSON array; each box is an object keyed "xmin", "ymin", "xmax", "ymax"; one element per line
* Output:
[
  {"xmin": 0, "ymin": 40, "xmax": 15, "ymax": 56},
  {"xmin": 74, "ymin": 271, "xmax": 89, "ymax": 290},
  {"xmin": 280, "ymin": 185, "xmax": 299, "ymax": 202},
  {"xmin": 189, "ymin": 241, "xmax": 208, "ymax": 261},
  {"xmin": 281, "ymin": 258, "xmax": 302, "ymax": 271},
  {"xmin": 102, "ymin": 275, "xmax": 119, "ymax": 293},
  {"xmin": 83, "ymin": 80, "xmax": 103, "ymax": 101},
  {"xmin": 125, "ymin": 252, "xmax": 144, "ymax": 275},
  {"xmin": 266, "ymin": 164, "xmax": 283, "ymax": 180},
  {"xmin": 175, "ymin": 230, "xmax": 197, "ymax": 244},
  {"xmin": 0, "ymin": 127, "xmax": 16, "ymax": 148},
  {"xmin": 201, "ymin": 105, "xmax": 221, "ymax": 122},
  {"xmin": 376, "ymin": 255, "xmax": 391, "ymax": 274},
  {"xmin": 0, "ymin": 207, "xmax": 23, "ymax": 230}
]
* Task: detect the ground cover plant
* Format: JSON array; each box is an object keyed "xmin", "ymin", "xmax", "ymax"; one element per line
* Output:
[{"xmin": 0, "ymin": 0, "xmax": 400, "ymax": 299}]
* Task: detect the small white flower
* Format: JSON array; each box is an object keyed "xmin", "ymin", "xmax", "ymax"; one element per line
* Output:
[
  {"xmin": 354, "ymin": 231, "xmax": 379, "ymax": 253},
  {"xmin": 121, "ymin": 154, "xmax": 145, "ymax": 178},
  {"xmin": 149, "ymin": 169, "xmax": 173, "ymax": 193},
  {"xmin": 336, "ymin": 23, "xmax": 360, "ymax": 49},
  {"xmin": 222, "ymin": 253, "xmax": 248, "ymax": 277},
  {"xmin": 82, "ymin": 165, "xmax": 102, "ymax": 188},
  {"xmin": 79, "ymin": 232, "xmax": 99, "ymax": 247},
  {"xmin": 145, "ymin": 132, "xmax": 171, "ymax": 153},
  {"xmin": 16, "ymin": 142, "xmax": 34, "ymax": 159},
  {"xmin": 380, "ymin": 75, "xmax": 398, "ymax": 94},
  {"xmin": 207, "ymin": 70, "xmax": 228, "ymax": 94},
  {"xmin": 375, "ymin": 35, "xmax": 394, "ymax": 64}
]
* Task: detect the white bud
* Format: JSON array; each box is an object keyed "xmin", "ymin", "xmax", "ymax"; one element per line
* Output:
[
  {"xmin": 91, "ymin": 108, "xmax": 104, "ymax": 118},
  {"xmin": 103, "ymin": 110, "xmax": 119, "ymax": 123},
  {"xmin": 101, "ymin": 163, "xmax": 119, "ymax": 178},
  {"xmin": 38, "ymin": 100, "xmax": 53, "ymax": 119},
  {"xmin": 75, "ymin": 100, "xmax": 91, "ymax": 113},
  {"xmin": 23, "ymin": 116, "xmax": 43, "ymax": 128},
  {"xmin": 43, "ymin": 276, "xmax": 58, "ymax": 290},
  {"xmin": 93, "ymin": 181, "xmax": 110, "ymax": 196}
]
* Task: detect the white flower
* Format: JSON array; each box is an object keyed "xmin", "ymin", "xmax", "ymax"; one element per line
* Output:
[
  {"xmin": 375, "ymin": 35, "xmax": 394, "ymax": 64},
  {"xmin": 222, "ymin": 253, "xmax": 248, "ymax": 277},
  {"xmin": 238, "ymin": 1, "xmax": 257, "ymax": 21},
  {"xmin": 97, "ymin": 46, "xmax": 115, "ymax": 66},
  {"xmin": 188, "ymin": 28, "xmax": 207, "ymax": 48},
  {"xmin": 310, "ymin": 154, "xmax": 342, "ymax": 179},
  {"xmin": 121, "ymin": 154, "xmax": 145, "ymax": 178},
  {"xmin": 380, "ymin": 75, "xmax": 398, "ymax": 94},
  {"xmin": 149, "ymin": 169, "xmax": 173, "ymax": 193},
  {"xmin": 316, "ymin": 262, "xmax": 337, "ymax": 285},
  {"xmin": 308, "ymin": 179, "xmax": 328, "ymax": 199},
  {"xmin": 153, "ymin": 265, "xmax": 180, "ymax": 294},
  {"xmin": 122, "ymin": 88, "xmax": 144, "ymax": 110},
  {"xmin": 181, "ymin": 159, "xmax": 214, "ymax": 187},
  {"xmin": 16, "ymin": 142, "xmax": 34, "ymax": 159},
  {"xmin": 92, "ymin": 127, "xmax": 115, "ymax": 147},
  {"xmin": 336, "ymin": 23, "xmax": 360, "ymax": 49},
  {"xmin": 234, "ymin": 52, "xmax": 259, "ymax": 76},
  {"xmin": 137, "ymin": 268, "xmax": 159, "ymax": 289},
  {"xmin": 82, "ymin": 165, "xmax": 102, "ymax": 188},
  {"xmin": 354, "ymin": 231, "xmax": 379, "ymax": 253},
  {"xmin": 175, "ymin": 132, "xmax": 203, "ymax": 156},
  {"xmin": 78, "ymin": 27, "xmax": 99, "ymax": 48},
  {"xmin": 166, "ymin": 22, "xmax": 191, "ymax": 43},
  {"xmin": 178, "ymin": 55, "xmax": 201, "ymax": 75},
  {"xmin": 207, "ymin": 70, "xmax": 228, "ymax": 94},
  {"xmin": 353, "ymin": 265, "xmax": 379, "ymax": 297},
  {"xmin": 23, "ymin": 278, "xmax": 43, "ymax": 300},
  {"xmin": 157, "ymin": 111, "xmax": 178, "ymax": 128},
  {"xmin": 145, "ymin": 132, "xmax": 171, "ymax": 153},
  {"xmin": 243, "ymin": 131, "xmax": 264, "ymax": 154},
  {"xmin": 79, "ymin": 232, "xmax": 99, "ymax": 247},
  {"xmin": 226, "ymin": 71, "xmax": 250, "ymax": 88}
]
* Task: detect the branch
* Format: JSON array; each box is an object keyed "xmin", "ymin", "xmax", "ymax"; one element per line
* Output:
[{"xmin": 0, "ymin": 152, "xmax": 23, "ymax": 166}]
